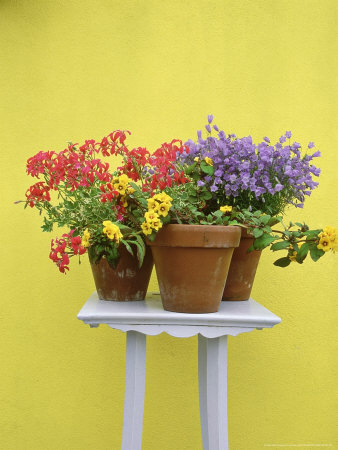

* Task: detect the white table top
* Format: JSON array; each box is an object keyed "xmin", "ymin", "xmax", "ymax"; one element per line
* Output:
[{"xmin": 77, "ymin": 292, "xmax": 281, "ymax": 338}]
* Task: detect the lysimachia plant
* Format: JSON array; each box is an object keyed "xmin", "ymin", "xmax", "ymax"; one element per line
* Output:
[{"xmin": 138, "ymin": 178, "xmax": 338, "ymax": 266}]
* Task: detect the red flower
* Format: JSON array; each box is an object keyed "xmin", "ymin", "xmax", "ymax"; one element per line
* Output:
[{"xmin": 25, "ymin": 182, "xmax": 51, "ymax": 207}]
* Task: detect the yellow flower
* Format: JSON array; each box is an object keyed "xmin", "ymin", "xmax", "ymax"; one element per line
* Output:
[
  {"xmin": 102, "ymin": 220, "xmax": 123, "ymax": 242},
  {"xmin": 317, "ymin": 235, "xmax": 332, "ymax": 252},
  {"xmin": 153, "ymin": 192, "xmax": 172, "ymax": 204},
  {"xmin": 144, "ymin": 211, "xmax": 159, "ymax": 224},
  {"xmin": 322, "ymin": 226, "xmax": 337, "ymax": 242},
  {"xmin": 204, "ymin": 156, "xmax": 213, "ymax": 166},
  {"xmin": 126, "ymin": 186, "xmax": 135, "ymax": 195},
  {"xmin": 220, "ymin": 205, "xmax": 232, "ymax": 213},
  {"xmin": 113, "ymin": 174, "xmax": 132, "ymax": 195},
  {"xmin": 113, "ymin": 182, "xmax": 127, "ymax": 196},
  {"xmin": 289, "ymin": 251, "xmax": 297, "ymax": 262},
  {"xmin": 155, "ymin": 202, "xmax": 170, "ymax": 217},
  {"xmin": 81, "ymin": 228, "xmax": 91, "ymax": 248},
  {"xmin": 194, "ymin": 157, "xmax": 199, "ymax": 162},
  {"xmin": 151, "ymin": 218, "xmax": 163, "ymax": 231},
  {"xmin": 120, "ymin": 196, "xmax": 128, "ymax": 207},
  {"xmin": 141, "ymin": 221, "xmax": 152, "ymax": 236},
  {"xmin": 118, "ymin": 174, "xmax": 131, "ymax": 186},
  {"xmin": 147, "ymin": 198, "xmax": 157, "ymax": 211}
]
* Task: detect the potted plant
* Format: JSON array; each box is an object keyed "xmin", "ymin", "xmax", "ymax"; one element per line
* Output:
[
  {"xmin": 176, "ymin": 115, "xmax": 335, "ymax": 300},
  {"xmin": 19, "ymin": 130, "xmax": 155, "ymax": 301},
  {"xmin": 127, "ymin": 140, "xmax": 240, "ymax": 313}
]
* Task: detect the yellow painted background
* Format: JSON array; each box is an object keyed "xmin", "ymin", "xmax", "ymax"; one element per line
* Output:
[{"xmin": 1, "ymin": 1, "xmax": 337, "ymax": 449}]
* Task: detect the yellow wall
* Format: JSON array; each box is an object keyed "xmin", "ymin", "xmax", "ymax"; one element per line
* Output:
[{"xmin": 1, "ymin": 1, "xmax": 337, "ymax": 448}]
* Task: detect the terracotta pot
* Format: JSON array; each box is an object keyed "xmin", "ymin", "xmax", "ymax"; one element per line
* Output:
[
  {"xmin": 222, "ymin": 228, "xmax": 262, "ymax": 301},
  {"xmin": 90, "ymin": 245, "xmax": 153, "ymax": 301},
  {"xmin": 147, "ymin": 224, "xmax": 241, "ymax": 313}
]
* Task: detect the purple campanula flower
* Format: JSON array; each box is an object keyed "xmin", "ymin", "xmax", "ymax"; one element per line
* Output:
[
  {"xmin": 214, "ymin": 169, "xmax": 224, "ymax": 177},
  {"xmin": 285, "ymin": 131, "xmax": 292, "ymax": 139},
  {"xmin": 197, "ymin": 180, "xmax": 205, "ymax": 187},
  {"xmin": 207, "ymin": 115, "xmax": 214, "ymax": 124},
  {"xmin": 274, "ymin": 183, "xmax": 284, "ymax": 192},
  {"xmin": 213, "ymin": 124, "xmax": 219, "ymax": 132},
  {"xmin": 312, "ymin": 150, "xmax": 321, "ymax": 158},
  {"xmin": 179, "ymin": 117, "xmax": 320, "ymax": 215},
  {"xmin": 308, "ymin": 142, "xmax": 315, "ymax": 149},
  {"xmin": 205, "ymin": 124, "xmax": 211, "ymax": 133},
  {"xmin": 197, "ymin": 130, "xmax": 202, "ymax": 140}
]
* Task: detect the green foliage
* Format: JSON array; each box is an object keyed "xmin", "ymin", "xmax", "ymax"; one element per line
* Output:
[{"xmin": 273, "ymin": 257, "xmax": 291, "ymax": 267}]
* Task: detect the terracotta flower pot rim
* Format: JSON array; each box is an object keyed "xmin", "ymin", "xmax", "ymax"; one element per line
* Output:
[{"xmin": 147, "ymin": 224, "xmax": 241, "ymax": 248}]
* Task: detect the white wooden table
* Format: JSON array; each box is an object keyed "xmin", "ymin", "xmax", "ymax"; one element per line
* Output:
[{"xmin": 78, "ymin": 292, "xmax": 281, "ymax": 450}]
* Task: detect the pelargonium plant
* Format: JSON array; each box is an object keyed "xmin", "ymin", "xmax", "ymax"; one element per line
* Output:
[{"xmin": 18, "ymin": 130, "xmax": 189, "ymax": 273}]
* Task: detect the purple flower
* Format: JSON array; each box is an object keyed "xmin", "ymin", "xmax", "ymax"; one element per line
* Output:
[
  {"xmin": 207, "ymin": 115, "xmax": 214, "ymax": 124},
  {"xmin": 197, "ymin": 130, "xmax": 202, "ymax": 140},
  {"xmin": 197, "ymin": 180, "xmax": 205, "ymax": 187},
  {"xmin": 213, "ymin": 124, "xmax": 219, "ymax": 132},
  {"xmin": 285, "ymin": 131, "xmax": 292, "ymax": 139},
  {"xmin": 308, "ymin": 142, "xmax": 315, "ymax": 149},
  {"xmin": 179, "ymin": 117, "xmax": 320, "ymax": 216},
  {"xmin": 312, "ymin": 150, "xmax": 321, "ymax": 158}
]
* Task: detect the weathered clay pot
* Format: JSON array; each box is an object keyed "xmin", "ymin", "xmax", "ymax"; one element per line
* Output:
[
  {"xmin": 147, "ymin": 224, "xmax": 241, "ymax": 313},
  {"xmin": 222, "ymin": 228, "xmax": 262, "ymax": 301},
  {"xmin": 90, "ymin": 245, "xmax": 153, "ymax": 301}
]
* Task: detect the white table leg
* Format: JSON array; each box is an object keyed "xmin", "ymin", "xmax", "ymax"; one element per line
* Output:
[
  {"xmin": 121, "ymin": 331, "xmax": 147, "ymax": 450},
  {"xmin": 198, "ymin": 334, "xmax": 228, "ymax": 450}
]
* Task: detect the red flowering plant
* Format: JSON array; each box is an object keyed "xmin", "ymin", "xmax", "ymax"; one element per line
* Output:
[{"xmin": 18, "ymin": 130, "xmax": 191, "ymax": 273}]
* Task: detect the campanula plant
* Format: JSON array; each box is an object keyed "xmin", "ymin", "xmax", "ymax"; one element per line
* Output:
[{"xmin": 172, "ymin": 116, "xmax": 337, "ymax": 266}]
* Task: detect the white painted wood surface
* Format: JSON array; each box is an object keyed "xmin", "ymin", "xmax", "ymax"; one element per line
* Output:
[
  {"xmin": 77, "ymin": 292, "xmax": 281, "ymax": 450},
  {"xmin": 198, "ymin": 335, "xmax": 228, "ymax": 450},
  {"xmin": 121, "ymin": 331, "xmax": 146, "ymax": 450}
]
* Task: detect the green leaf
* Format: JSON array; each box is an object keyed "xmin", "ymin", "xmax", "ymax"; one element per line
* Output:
[
  {"xmin": 132, "ymin": 241, "xmax": 145, "ymax": 268},
  {"xmin": 270, "ymin": 240, "xmax": 291, "ymax": 251},
  {"xmin": 268, "ymin": 216, "xmax": 282, "ymax": 226},
  {"xmin": 273, "ymin": 257, "xmax": 291, "ymax": 267},
  {"xmin": 296, "ymin": 243, "xmax": 309, "ymax": 262},
  {"xmin": 260, "ymin": 214, "xmax": 271, "ymax": 225},
  {"xmin": 200, "ymin": 190, "xmax": 213, "ymax": 200},
  {"xmin": 309, "ymin": 245, "xmax": 325, "ymax": 262},
  {"xmin": 105, "ymin": 245, "xmax": 120, "ymax": 269},
  {"xmin": 121, "ymin": 239, "xmax": 134, "ymax": 257},
  {"xmin": 253, "ymin": 233, "xmax": 277, "ymax": 250},
  {"xmin": 185, "ymin": 162, "xmax": 197, "ymax": 175},
  {"xmin": 213, "ymin": 210, "xmax": 224, "ymax": 219},
  {"xmin": 146, "ymin": 231, "xmax": 157, "ymax": 242},
  {"xmin": 200, "ymin": 161, "xmax": 214, "ymax": 176},
  {"xmin": 295, "ymin": 222, "xmax": 303, "ymax": 228},
  {"xmin": 252, "ymin": 228, "xmax": 264, "ymax": 238}
]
